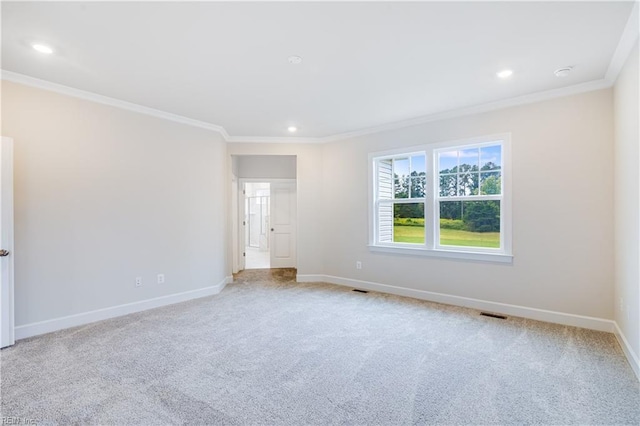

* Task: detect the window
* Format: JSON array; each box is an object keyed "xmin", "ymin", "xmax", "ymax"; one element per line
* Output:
[
  {"xmin": 370, "ymin": 134, "xmax": 511, "ymax": 262},
  {"xmin": 375, "ymin": 154, "xmax": 427, "ymax": 245}
]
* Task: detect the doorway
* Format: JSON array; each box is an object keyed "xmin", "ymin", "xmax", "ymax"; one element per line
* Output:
[
  {"xmin": 1, "ymin": 137, "xmax": 15, "ymax": 348},
  {"xmin": 238, "ymin": 179, "xmax": 297, "ymax": 271},
  {"xmin": 244, "ymin": 182, "xmax": 271, "ymax": 269}
]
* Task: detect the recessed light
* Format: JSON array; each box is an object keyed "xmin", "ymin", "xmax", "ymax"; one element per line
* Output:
[
  {"xmin": 288, "ymin": 55, "xmax": 302, "ymax": 65},
  {"xmin": 32, "ymin": 43, "xmax": 54, "ymax": 54},
  {"xmin": 554, "ymin": 66, "xmax": 573, "ymax": 77},
  {"xmin": 497, "ymin": 69, "xmax": 513, "ymax": 79},
  {"xmin": 287, "ymin": 126, "xmax": 297, "ymax": 133}
]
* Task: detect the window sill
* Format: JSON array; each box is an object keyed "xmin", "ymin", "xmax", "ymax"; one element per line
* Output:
[{"xmin": 368, "ymin": 244, "xmax": 513, "ymax": 264}]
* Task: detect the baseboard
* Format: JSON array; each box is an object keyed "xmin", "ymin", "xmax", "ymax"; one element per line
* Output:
[
  {"xmin": 15, "ymin": 275, "xmax": 233, "ymax": 340},
  {"xmin": 295, "ymin": 274, "xmax": 325, "ymax": 283},
  {"xmin": 297, "ymin": 274, "xmax": 615, "ymax": 333},
  {"xmin": 614, "ymin": 322, "xmax": 640, "ymax": 381}
]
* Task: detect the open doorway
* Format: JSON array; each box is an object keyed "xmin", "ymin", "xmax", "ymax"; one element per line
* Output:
[
  {"xmin": 230, "ymin": 155, "xmax": 297, "ymax": 273},
  {"xmin": 244, "ymin": 182, "xmax": 271, "ymax": 269},
  {"xmin": 240, "ymin": 180, "xmax": 297, "ymax": 270}
]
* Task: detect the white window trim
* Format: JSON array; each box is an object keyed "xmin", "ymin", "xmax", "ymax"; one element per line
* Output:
[{"xmin": 368, "ymin": 133, "xmax": 512, "ymax": 264}]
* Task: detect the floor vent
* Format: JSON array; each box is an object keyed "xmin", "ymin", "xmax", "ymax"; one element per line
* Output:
[
  {"xmin": 352, "ymin": 289, "xmax": 369, "ymax": 293},
  {"xmin": 480, "ymin": 312, "xmax": 507, "ymax": 320}
]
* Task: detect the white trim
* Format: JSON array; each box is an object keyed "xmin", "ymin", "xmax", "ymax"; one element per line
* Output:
[
  {"xmin": 368, "ymin": 245, "xmax": 513, "ymax": 263},
  {"xmin": 3, "ymin": 70, "xmax": 613, "ymax": 145},
  {"xmin": 614, "ymin": 321, "xmax": 640, "ymax": 381},
  {"xmin": 226, "ymin": 136, "xmax": 321, "ymax": 144},
  {"xmin": 238, "ymin": 178, "xmax": 297, "ymax": 185},
  {"xmin": 605, "ymin": 1, "xmax": 640, "ymax": 83},
  {"xmin": 0, "ymin": 137, "xmax": 15, "ymax": 348},
  {"xmin": 14, "ymin": 276, "xmax": 233, "ymax": 340},
  {"xmin": 1, "ymin": 70, "xmax": 229, "ymax": 138},
  {"xmin": 369, "ymin": 133, "xmax": 512, "ymax": 260},
  {"xmin": 296, "ymin": 274, "xmax": 325, "ymax": 283},
  {"xmin": 317, "ymin": 80, "xmax": 613, "ymax": 144},
  {"xmin": 296, "ymin": 274, "xmax": 614, "ymax": 333}
]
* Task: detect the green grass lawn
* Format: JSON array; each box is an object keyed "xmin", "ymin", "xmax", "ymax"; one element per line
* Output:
[{"xmin": 393, "ymin": 225, "xmax": 500, "ymax": 248}]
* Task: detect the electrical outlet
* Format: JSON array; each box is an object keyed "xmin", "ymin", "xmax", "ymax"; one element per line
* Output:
[
  {"xmin": 619, "ymin": 297, "xmax": 624, "ymax": 312},
  {"xmin": 135, "ymin": 277, "xmax": 142, "ymax": 287},
  {"xmin": 356, "ymin": 261, "xmax": 362, "ymax": 270},
  {"xmin": 157, "ymin": 274, "xmax": 165, "ymax": 284}
]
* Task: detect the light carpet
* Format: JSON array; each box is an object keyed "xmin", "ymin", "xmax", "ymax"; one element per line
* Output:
[{"xmin": 1, "ymin": 269, "xmax": 638, "ymax": 425}]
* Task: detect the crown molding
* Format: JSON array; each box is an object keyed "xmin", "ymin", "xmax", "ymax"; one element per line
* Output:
[
  {"xmin": 605, "ymin": 1, "xmax": 639, "ymax": 83},
  {"xmin": 225, "ymin": 78, "xmax": 613, "ymax": 144},
  {"xmin": 317, "ymin": 78, "xmax": 613, "ymax": 144},
  {"xmin": 1, "ymin": 70, "xmax": 228, "ymax": 138},
  {"xmin": 225, "ymin": 135, "xmax": 324, "ymax": 144},
  {"xmin": 2, "ymin": 71, "xmax": 614, "ymax": 145}
]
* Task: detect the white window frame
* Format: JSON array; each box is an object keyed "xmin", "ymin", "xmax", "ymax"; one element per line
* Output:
[
  {"xmin": 373, "ymin": 152, "xmax": 427, "ymax": 248},
  {"xmin": 368, "ymin": 133, "xmax": 512, "ymax": 263}
]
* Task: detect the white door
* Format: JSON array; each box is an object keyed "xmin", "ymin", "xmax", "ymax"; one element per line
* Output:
[
  {"xmin": 270, "ymin": 182, "xmax": 296, "ymax": 268},
  {"xmin": 1, "ymin": 137, "xmax": 15, "ymax": 348}
]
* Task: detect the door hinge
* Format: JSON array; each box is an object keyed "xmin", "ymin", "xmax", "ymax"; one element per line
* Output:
[
  {"xmin": 243, "ymin": 190, "xmax": 246, "ymax": 195},
  {"xmin": 243, "ymin": 221, "xmax": 246, "ymax": 226},
  {"xmin": 243, "ymin": 252, "xmax": 246, "ymax": 257}
]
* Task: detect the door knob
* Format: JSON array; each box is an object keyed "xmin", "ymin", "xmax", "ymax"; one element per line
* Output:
[
  {"xmin": 270, "ymin": 228, "xmax": 274, "ymax": 232},
  {"xmin": 0, "ymin": 249, "xmax": 9, "ymax": 257}
]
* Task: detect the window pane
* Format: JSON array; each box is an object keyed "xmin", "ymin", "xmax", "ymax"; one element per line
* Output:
[
  {"xmin": 411, "ymin": 176, "xmax": 426, "ymax": 198},
  {"xmin": 439, "ymin": 201, "xmax": 500, "ymax": 248},
  {"xmin": 394, "ymin": 158, "xmax": 409, "ymax": 178},
  {"xmin": 439, "ymin": 173, "xmax": 457, "ymax": 196},
  {"xmin": 480, "ymin": 171, "xmax": 501, "ymax": 195},
  {"xmin": 410, "ymin": 155, "xmax": 427, "ymax": 199},
  {"xmin": 457, "ymin": 171, "xmax": 479, "ymax": 196},
  {"xmin": 439, "ymin": 151, "xmax": 457, "ymax": 172},
  {"xmin": 440, "ymin": 200, "xmax": 462, "ymax": 220},
  {"xmin": 459, "ymin": 148, "xmax": 479, "ymax": 171},
  {"xmin": 394, "ymin": 203, "xmax": 425, "ymax": 244},
  {"xmin": 394, "ymin": 177, "xmax": 409, "ymax": 198},
  {"xmin": 411, "ymin": 155, "xmax": 426, "ymax": 174},
  {"xmin": 480, "ymin": 145, "xmax": 502, "ymax": 170}
]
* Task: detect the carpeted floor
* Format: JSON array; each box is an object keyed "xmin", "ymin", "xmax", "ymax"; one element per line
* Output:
[{"xmin": 1, "ymin": 269, "xmax": 638, "ymax": 425}]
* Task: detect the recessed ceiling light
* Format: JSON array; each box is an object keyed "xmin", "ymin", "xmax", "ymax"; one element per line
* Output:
[
  {"xmin": 497, "ymin": 69, "xmax": 513, "ymax": 79},
  {"xmin": 288, "ymin": 55, "xmax": 302, "ymax": 65},
  {"xmin": 287, "ymin": 126, "xmax": 297, "ymax": 133},
  {"xmin": 554, "ymin": 66, "xmax": 573, "ymax": 77},
  {"xmin": 32, "ymin": 43, "xmax": 54, "ymax": 54}
]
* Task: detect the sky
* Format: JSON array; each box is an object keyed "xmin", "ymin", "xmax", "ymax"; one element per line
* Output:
[
  {"xmin": 392, "ymin": 144, "xmax": 502, "ymax": 177},
  {"xmin": 438, "ymin": 145, "xmax": 502, "ymax": 172}
]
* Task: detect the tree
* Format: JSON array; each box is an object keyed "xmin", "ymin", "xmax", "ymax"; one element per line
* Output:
[
  {"xmin": 394, "ymin": 203, "xmax": 424, "ymax": 219},
  {"xmin": 463, "ymin": 201, "xmax": 500, "ymax": 232},
  {"xmin": 440, "ymin": 201, "xmax": 462, "ymax": 220},
  {"xmin": 410, "ymin": 171, "xmax": 426, "ymax": 198},
  {"xmin": 481, "ymin": 161, "xmax": 500, "ymax": 171},
  {"xmin": 457, "ymin": 163, "xmax": 479, "ymax": 196},
  {"xmin": 480, "ymin": 175, "xmax": 501, "ymax": 195},
  {"xmin": 392, "ymin": 171, "xmax": 426, "ymax": 219},
  {"xmin": 394, "ymin": 176, "xmax": 408, "ymax": 199}
]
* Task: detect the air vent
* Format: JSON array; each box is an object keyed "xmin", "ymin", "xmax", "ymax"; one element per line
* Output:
[
  {"xmin": 352, "ymin": 289, "xmax": 369, "ymax": 293},
  {"xmin": 480, "ymin": 312, "xmax": 507, "ymax": 320}
]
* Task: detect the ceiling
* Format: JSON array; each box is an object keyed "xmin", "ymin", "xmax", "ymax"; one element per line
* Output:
[{"xmin": 1, "ymin": 1, "xmax": 635, "ymax": 140}]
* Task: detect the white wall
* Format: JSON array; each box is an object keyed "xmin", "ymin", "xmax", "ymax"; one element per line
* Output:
[
  {"xmin": 236, "ymin": 155, "xmax": 296, "ymax": 179},
  {"xmin": 614, "ymin": 40, "xmax": 640, "ymax": 360},
  {"xmin": 228, "ymin": 144, "xmax": 323, "ymax": 275},
  {"xmin": 320, "ymin": 89, "xmax": 614, "ymax": 320},
  {"xmin": 2, "ymin": 81, "xmax": 228, "ymax": 327}
]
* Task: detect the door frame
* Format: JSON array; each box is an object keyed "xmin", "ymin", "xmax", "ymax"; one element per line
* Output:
[
  {"xmin": 237, "ymin": 178, "xmax": 297, "ymax": 271},
  {"xmin": 1, "ymin": 137, "xmax": 15, "ymax": 348}
]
